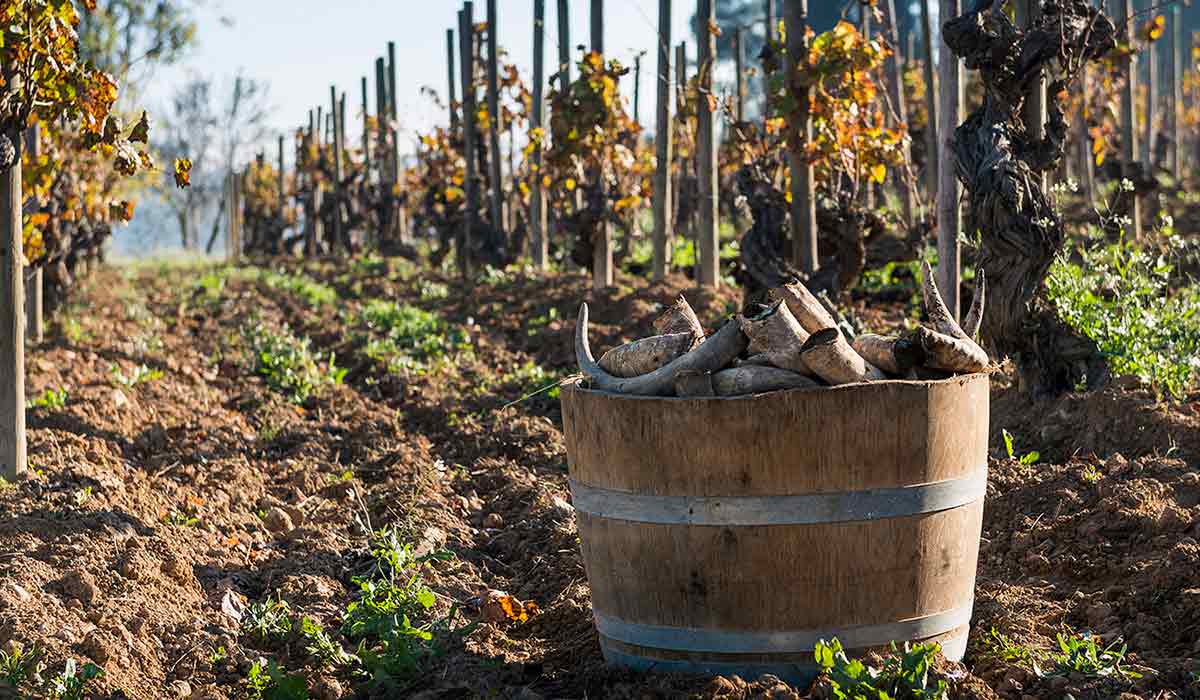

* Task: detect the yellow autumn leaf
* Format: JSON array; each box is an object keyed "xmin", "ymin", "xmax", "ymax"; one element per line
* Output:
[
  {"xmin": 565, "ymin": 177, "xmax": 577, "ymax": 191},
  {"xmin": 870, "ymin": 163, "xmax": 886, "ymax": 184}
]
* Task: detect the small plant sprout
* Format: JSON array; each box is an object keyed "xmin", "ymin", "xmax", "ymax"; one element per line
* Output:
[
  {"xmin": 1053, "ymin": 632, "xmax": 1141, "ymax": 680},
  {"xmin": 47, "ymin": 659, "xmax": 104, "ymax": 700},
  {"xmin": 242, "ymin": 596, "xmax": 294, "ymax": 643},
  {"xmin": 1002, "ymin": 429, "xmax": 1040, "ymax": 465},
  {"xmin": 27, "ymin": 387, "xmax": 68, "ymax": 411},
  {"xmin": 109, "ymin": 363, "xmax": 164, "ymax": 388}
]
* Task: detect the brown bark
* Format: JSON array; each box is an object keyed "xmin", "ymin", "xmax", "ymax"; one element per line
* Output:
[
  {"xmin": 799, "ymin": 329, "xmax": 885, "ymax": 385},
  {"xmin": 851, "ymin": 334, "xmax": 904, "ymax": 376},
  {"xmin": 597, "ymin": 333, "xmax": 694, "ymax": 378},
  {"xmin": 962, "ymin": 269, "xmax": 986, "ymax": 340},
  {"xmin": 769, "ymin": 281, "xmax": 837, "ymax": 334},
  {"xmin": 737, "ymin": 302, "xmax": 812, "ymax": 376},
  {"xmin": 943, "ymin": 0, "xmax": 1114, "ymax": 395},
  {"xmin": 712, "ymin": 366, "xmax": 817, "ymax": 396},
  {"xmin": 653, "ymin": 295, "xmax": 705, "ymax": 344},
  {"xmin": 905, "ymin": 326, "xmax": 990, "ymax": 374}
]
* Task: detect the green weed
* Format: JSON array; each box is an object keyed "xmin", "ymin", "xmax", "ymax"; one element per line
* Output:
[
  {"xmin": 1002, "ymin": 429, "xmax": 1040, "ymax": 465},
  {"xmin": 1053, "ymin": 632, "xmax": 1141, "ymax": 680},
  {"xmin": 109, "ymin": 363, "xmax": 163, "ymax": 388},
  {"xmin": 242, "ymin": 596, "xmax": 294, "ymax": 643},
  {"xmin": 1047, "ymin": 233, "xmax": 1200, "ymax": 398},
  {"xmin": 46, "ymin": 659, "xmax": 103, "ymax": 700},
  {"xmin": 260, "ymin": 270, "xmax": 338, "ymax": 308},
  {"xmin": 417, "ymin": 280, "xmax": 450, "ymax": 302},
  {"xmin": 241, "ymin": 322, "xmax": 344, "ymax": 404},
  {"xmin": 60, "ymin": 317, "xmax": 91, "ymax": 344},
  {"xmin": 979, "ymin": 627, "xmax": 1040, "ymax": 672},
  {"xmin": 27, "ymin": 388, "xmax": 68, "ymax": 411},
  {"xmin": 0, "ymin": 644, "xmax": 42, "ymax": 689},
  {"xmin": 300, "ymin": 617, "xmax": 357, "ymax": 668},
  {"xmin": 243, "ymin": 659, "xmax": 309, "ymax": 700},
  {"xmin": 358, "ymin": 301, "xmax": 470, "ymax": 374},
  {"xmin": 814, "ymin": 637, "xmax": 948, "ymax": 699}
]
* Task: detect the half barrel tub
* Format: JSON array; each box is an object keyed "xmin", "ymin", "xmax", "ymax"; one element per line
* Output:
[{"xmin": 560, "ymin": 373, "xmax": 989, "ymax": 684}]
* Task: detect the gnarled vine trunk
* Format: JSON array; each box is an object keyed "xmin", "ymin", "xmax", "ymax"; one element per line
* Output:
[{"xmin": 944, "ymin": 0, "xmax": 1115, "ymax": 396}]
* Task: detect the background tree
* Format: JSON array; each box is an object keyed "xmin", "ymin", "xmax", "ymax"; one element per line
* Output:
[
  {"xmin": 78, "ymin": 0, "xmax": 201, "ymax": 93},
  {"xmin": 154, "ymin": 77, "xmax": 219, "ymax": 249}
]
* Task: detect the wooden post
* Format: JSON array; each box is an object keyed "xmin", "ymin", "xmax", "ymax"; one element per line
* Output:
[
  {"xmin": 920, "ymin": 0, "xmax": 938, "ymax": 200},
  {"xmin": 1079, "ymin": 66, "xmax": 1096, "ymax": 203},
  {"xmin": 331, "ymin": 86, "xmax": 345, "ymax": 252},
  {"xmin": 316, "ymin": 106, "xmax": 324, "ymax": 144},
  {"xmin": 459, "ymin": 4, "xmax": 478, "ymax": 279},
  {"xmin": 1017, "ymin": 0, "xmax": 1046, "ymax": 191},
  {"xmin": 763, "ymin": 0, "xmax": 775, "ymax": 121},
  {"xmin": 652, "ymin": 0, "xmax": 674, "ymax": 281},
  {"xmin": 591, "ymin": 0, "xmax": 613, "ymax": 289},
  {"xmin": 884, "ymin": 0, "xmax": 915, "ymax": 228},
  {"xmin": 532, "ymin": 0, "xmax": 548, "ymax": 269},
  {"xmin": 1120, "ymin": 0, "xmax": 1142, "ymax": 237},
  {"xmin": 24, "ymin": 124, "xmax": 42, "ymax": 346},
  {"xmin": 1171, "ymin": 4, "xmax": 1183, "ymax": 181},
  {"xmin": 557, "ymin": 0, "xmax": 571, "ymax": 84},
  {"xmin": 696, "ymin": 0, "xmax": 718, "ymax": 288},
  {"xmin": 307, "ymin": 185, "xmax": 322, "ymax": 257},
  {"xmin": 374, "ymin": 57, "xmax": 388, "ymax": 185},
  {"xmin": 1, "ymin": 115, "xmax": 26, "ymax": 481},
  {"xmin": 734, "ymin": 26, "xmax": 745, "ymax": 123},
  {"xmin": 860, "ymin": 6, "xmax": 875, "ymax": 209},
  {"xmin": 361, "ymin": 76, "xmax": 371, "ymax": 175},
  {"xmin": 447, "ymin": 29, "xmax": 460, "ymax": 131},
  {"xmin": 675, "ymin": 42, "xmax": 692, "ymax": 252},
  {"xmin": 634, "ymin": 54, "xmax": 643, "ymax": 126},
  {"xmin": 277, "ymin": 135, "xmax": 286, "ymax": 239},
  {"xmin": 1143, "ymin": 36, "xmax": 1156, "ymax": 168},
  {"xmin": 486, "ymin": 0, "xmax": 506, "ymax": 235},
  {"xmin": 936, "ymin": 0, "xmax": 963, "ymax": 319},
  {"xmin": 388, "ymin": 41, "xmax": 399, "ymax": 184},
  {"xmin": 785, "ymin": 0, "xmax": 818, "ymax": 275}
]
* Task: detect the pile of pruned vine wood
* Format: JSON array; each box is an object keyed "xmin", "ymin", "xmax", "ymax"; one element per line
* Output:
[{"xmin": 575, "ymin": 263, "xmax": 990, "ymax": 397}]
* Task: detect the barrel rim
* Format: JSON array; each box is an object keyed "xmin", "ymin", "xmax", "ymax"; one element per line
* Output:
[{"xmin": 561, "ymin": 371, "xmax": 989, "ymax": 402}]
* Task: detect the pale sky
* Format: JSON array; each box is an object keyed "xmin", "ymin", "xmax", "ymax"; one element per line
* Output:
[{"xmin": 145, "ymin": 0, "xmax": 705, "ymax": 167}]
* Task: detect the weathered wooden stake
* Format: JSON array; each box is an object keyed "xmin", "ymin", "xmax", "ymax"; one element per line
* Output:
[
  {"xmin": 936, "ymin": 0, "xmax": 963, "ymax": 319},
  {"xmin": 591, "ymin": 0, "xmax": 613, "ymax": 289},
  {"xmin": 920, "ymin": 0, "xmax": 939, "ymax": 200},
  {"xmin": 1171, "ymin": 5, "xmax": 1183, "ymax": 180},
  {"xmin": 459, "ymin": 4, "xmax": 478, "ymax": 279},
  {"xmin": 1120, "ymin": 0, "xmax": 1142, "ymax": 238},
  {"xmin": 1, "ymin": 123, "xmax": 25, "ymax": 481},
  {"xmin": 675, "ymin": 42, "xmax": 692, "ymax": 253},
  {"xmin": 374, "ymin": 57, "xmax": 388, "ymax": 186},
  {"xmin": 329, "ymin": 86, "xmax": 344, "ymax": 251},
  {"xmin": 734, "ymin": 26, "xmax": 745, "ymax": 123},
  {"xmin": 696, "ymin": 0, "xmax": 719, "ymax": 288},
  {"xmin": 1017, "ymin": 0, "xmax": 1046, "ymax": 192},
  {"xmin": 763, "ymin": 0, "xmax": 775, "ymax": 122},
  {"xmin": 447, "ymin": 28, "xmax": 460, "ymax": 132},
  {"xmin": 884, "ymin": 0, "xmax": 915, "ymax": 228},
  {"xmin": 24, "ymin": 123, "xmax": 42, "ymax": 345},
  {"xmin": 652, "ymin": 0, "xmax": 674, "ymax": 281},
  {"xmin": 557, "ymin": 0, "xmax": 571, "ymax": 83},
  {"xmin": 860, "ymin": 5, "xmax": 875, "ymax": 209},
  {"xmin": 486, "ymin": 0, "xmax": 506, "ymax": 238},
  {"xmin": 1142, "ymin": 35, "xmax": 1156, "ymax": 168},
  {"xmin": 532, "ymin": 0, "xmax": 548, "ymax": 269},
  {"xmin": 277, "ymin": 134, "xmax": 286, "ymax": 228},
  {"xmin": 634, "ymin": 53, "xmax": 642, "ymax": 125},
  {"xmin": 785, "ymin": 0, "xmax": 818, "ymax": 275},
  {"xmin": 361, "ymin": 76, "xmax": 371, "ymax": 175}
]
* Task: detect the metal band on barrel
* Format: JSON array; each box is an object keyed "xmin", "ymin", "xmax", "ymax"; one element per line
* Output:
[
  {"xmin": 569, "ymin": 468, "xmax": 987, "ymax": 526},
  {"xmin": 594, "ymin": 603, "xmax": 974, "ymax": 654}
]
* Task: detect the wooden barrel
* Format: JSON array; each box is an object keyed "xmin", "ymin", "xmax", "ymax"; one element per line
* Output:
[{"xmin": 560, "ymin": 373, "xmax": 988, "ymax": 684}]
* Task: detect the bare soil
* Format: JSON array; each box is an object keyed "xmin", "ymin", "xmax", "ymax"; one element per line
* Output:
[{"xmin": 0, "ymin": 260, "xmax": 1196, "ymax": 699}]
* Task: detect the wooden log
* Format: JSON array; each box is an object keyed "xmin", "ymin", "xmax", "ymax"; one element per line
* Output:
[
  {"xmin": 598, "ymin": 333, "xmax": 695, "ymax": 378},
  {"xmin": 799, "ymin": 328, "xmax": 885, "ymax": 385},
  {"xmin": 531, "ymin": 0, "xmax": 548, "ymax": 269},
  {"xmin": 737, "ymin": 302, "xmax": 812, "ymax": 375},
  {"xmin": 1, "ymin": 126, "xmax": 25, "ymax": 480},
  {"xmin": 674, "ymin": 370, "xmax": 715, "ymax": 397},
  {"xmin": 576, "ymin": 303, "xmax": 747, "ymax": 396},
  {"xmin": 652, "ymin": 295, "xmax": 705, "ymax": 343},
  {"xmin": 769, "ymin": 281, "xmax": 837, "ymax": 334},
  {"xmin": 785, "ymin": 0, "xmax": 818, "ymax": 275},
  {"xmin": 908, "ymin": 325, "xmax": 989, "ymax": 373},
  {"xmin": 851, "ymin": 333, "xmax": 903, "ymax": 376},
  {"xmin": 696, "ymin": 0, "xmax": 719, "ymax": 288},
  {"xmin": 651, "ymin": 0, "xmax": 673, "ymax": 281},
  {"xmin": 712, "ymin": 366, "xmax": 818, "ymax": 396},
  {"xmin": 559, "ymin": 373, "xmax": 989, "ymax": 683}
]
